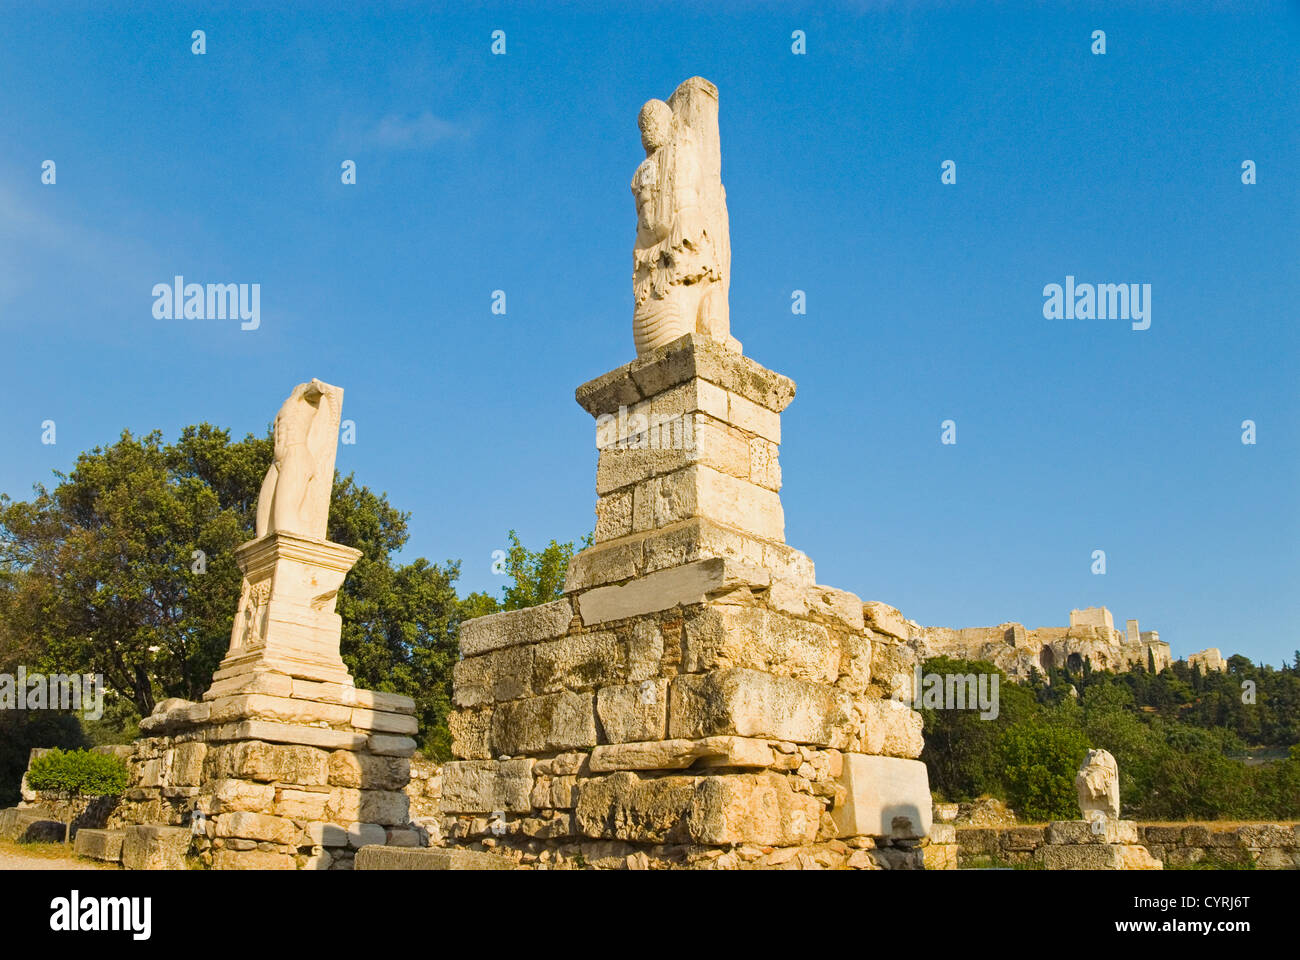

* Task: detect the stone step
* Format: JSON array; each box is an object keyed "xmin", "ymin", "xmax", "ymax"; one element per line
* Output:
[
  {"xmin": 73, "ymin": 828, "xmax": 126, "ymax": 862},
  {"xmin": 354, "ymin": 845, "xmax": 513, "ymax": 870},
  {"xmin": 120, "ymin": 824, "xmax": 192, "ymax": 870}
]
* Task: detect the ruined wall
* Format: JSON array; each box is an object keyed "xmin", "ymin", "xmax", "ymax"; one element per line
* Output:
[{"xmin": 957, "ymin": 823, "xmax": 1300, "ymax": 869}]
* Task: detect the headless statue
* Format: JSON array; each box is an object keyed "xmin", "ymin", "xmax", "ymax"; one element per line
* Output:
[
  {"xmin": 632, "ymin": 77, "xmax": 738, "ymax": 357},
  {"xmin": 255, "ymin": 379, "xmax": 342, "ymax": 539}
]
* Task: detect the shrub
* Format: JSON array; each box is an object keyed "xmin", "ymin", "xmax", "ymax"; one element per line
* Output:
[{"xmin": 24, "ymin": 748, "xmax": 128, "ymax": 844}]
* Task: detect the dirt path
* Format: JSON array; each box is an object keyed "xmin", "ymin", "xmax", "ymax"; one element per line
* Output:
[{"xmin": 0, "ymin": 847, "xmax": 113, "ymax": 870}]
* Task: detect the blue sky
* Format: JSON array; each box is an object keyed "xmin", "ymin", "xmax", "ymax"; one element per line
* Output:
[{"xmin": 1, "ymin": 2, "xmax": 1296, "ymax": 665}]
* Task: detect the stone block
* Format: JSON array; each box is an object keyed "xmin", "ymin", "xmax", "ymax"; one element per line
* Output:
[
  {"xmin": 589, "ymin": 736, "xmax": 775, "ymax": 772},
  {"xmin": 578, "ymin": 558, "xmax": 769, "ymax": 626},
  {"xmin": 207, "ymin": 779, "xmax": 277, "ymax": 813},
  {"xmin": 596, "ymin": 679, "xmax": 669, "ymax": 743},
  {"xmin": 121, "ymin": 825, "xmax": 192, "ymax": 870},
  {"xmin": 491, "ymin": 691, "xmax": 598, "ymax": 755},
  {"xmin": 448, "ymin": 708, "xmax": 492, "ymax": 760},
  {"xmin": 857, "ymin": 698, "xmax": 925, "ymax": 758},
  {"xmin": 688, "ymin": 772, "xmax": 820, "ymax": 846},
  {"xmin": 1046, "ymin": 819, "xmax": 1139, "ymax": 846},
  {"xmin": 440, "ymin": 759, "xmax": 535, "ymax": 814},
  {"xmin": 532, "ymin": 631, "xmax": 625, "ymax": 693},
  {"xmin": 683, "ymin": 606, "xmax": 837, "ymax": 683},
  {"xmin": 628, "ymin": 465, "xmax": 784, "ymax": 540},
  {"xmin": 360, "ymin": 790, "xmax": 409, "ymax": 826},
  {"xmin": 831, "ymin": 753, "xmax": 932, "ymax": 840},
  {"xmin": 168, "ymin": 742, "xmax": 207, "ymax": 787},
  {"xmin": 350, "ymin": 707, "xmax": 418, "ymax": 735},
  {"xmin": 326, "ymin": 751, "xmax": 411, "ymax": 790},
  {"xmin": 459, "ymin": 599, "xmax": 573, "ymax": 657},
  {"xmin": 452, "ymin": 645, "xmax": 533, "ymax": 707},
  {"xmin": 273, "ymin": 788, "xmax": 330, "ymax": 821},
  {"xmin": 367, "ymin": 734, "xmax": 418, "ymax": 757},
  {"xmin": 862, "ymin": 602, "xmax": 910, "ymax": 640},
  {"xmin": 574, "ymin": 771, "xmax": 696, "ymax": 843},
  {"xmin": 354, "ymin": 845, "xmax": 514, "ymax": 870},
  {"xmin": 212, "ymin": 849, "xmax": 295, "ymax": 870},
  {"xmin": 348, "ymin": 822, "xmax": 386, "ymax": 848},
  {"xmin": 214, "ymin": 811, "xmax": 298, "ymax": 845},
  {"xmin": 206, "ymin": 741, "xmax": 329, "ymax": 785},
  {"xmin": 667, "ymin": 668, "xmax": 852, "ymax": 746},
  {"xmin": 73, "ymin": 828, "xmax": 125, "ymax": 862},
  {"xmin": 1042, "ymin": 844, "xmax": 1162, "ymax": 870}
]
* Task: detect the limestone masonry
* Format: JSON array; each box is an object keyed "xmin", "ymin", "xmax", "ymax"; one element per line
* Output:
[
  {"xmin": 439, "ymin": 331, "xmax": 937, "ymax": 868},
  {"xmin": 899, "ymin": 604, "xmax": 1174, "ymax": 680}
]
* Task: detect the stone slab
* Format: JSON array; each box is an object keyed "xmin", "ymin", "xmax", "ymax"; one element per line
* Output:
[
  {"xmin": 73, "ymin": 828, "xmax": 125, "ymax": 862},
  {"xmin": 831, "ymin": 753, "xmax": 933, "ymax": 840},
  {"xmin": 354, "ymin": 845, "xmax": 514, "ymax": 870}
]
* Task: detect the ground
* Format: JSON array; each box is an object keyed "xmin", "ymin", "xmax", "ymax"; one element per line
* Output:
[{"xmin": 0, "ymin": 840, "xmax": 116, "ymax": 870}]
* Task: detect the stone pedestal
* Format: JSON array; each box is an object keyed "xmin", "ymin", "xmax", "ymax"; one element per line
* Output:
[
  {"xmin": 121, "ymin": 531, "xmax": 420, "ymax": 870},
  {"xmin": 441, "ymin": 335, "xmax": 933, "ymax": 869},
  {"xmin": 1042, "ymin": 819, "xmax": 1163, "ymax": 870}
]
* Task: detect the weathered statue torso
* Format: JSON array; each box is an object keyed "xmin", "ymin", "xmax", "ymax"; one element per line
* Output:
[
  {"xmin": 631, "ymin": 77, "xmax": 738, "ymax": 356},
  {"xmin": 255, "ymin": 379, "xmax": 342, "ymax": 539}
]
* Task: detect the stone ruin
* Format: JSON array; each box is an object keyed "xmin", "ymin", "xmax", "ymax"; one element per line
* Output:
[
  {"xmin": 1040, "ymin": 749, "xmax": 1162, "ymax": 870},
  {"xmin": 429, "ymin": 80, "xmax": 935, "ymax": 869},
  {"xmin": 86, "ymin": 380, "xmax": 422, "ymax": 869},
  {"xmin": 903, "ymin": 604, "xmax": 1173, "ymax": 681}
]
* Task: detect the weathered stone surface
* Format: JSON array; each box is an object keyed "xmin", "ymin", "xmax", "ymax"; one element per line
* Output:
[
  {"xmin": 453, "ymin": 645, "xmax": 533, "ymax": 707},
  {"xmin": 491, "ymin": 692, "xmax": 598, "ymax": 755},
  {"xmin": 121, "ymin": 825, "xmax": 192, "ymax": 870},
  {"xmin": 350, "ymin": 707, "xmax": 418, "ymax": 735},
  {"xmin": 1076, "ymin": 749, "xmax": 1121, "ymax": 820},
  {"xmin": 1042, "ymin": 844, "xmax": 1163, "ymax": 870},
  {"xmin": 459, "ymin": 599, "xmax": 573, "ymax": 657},
  {"xmin": 857, "ymin": 698, "xmax": 924, "ymax": 759},
  {"xmin": 207, "ymin": 720, "xmax": 367, "ymax": 751},
  {"xmin": 167, "ymin": 742, "xmax": 207, "ymax": 787},
  {"xmin": 355, "ymin": 845, "xmax": 514, "ymax": 870},
  {"xmin": 1047, "ymin": 819, "xmax": 1138, "ymax": 846},
  {"xmin": 327, "ymin": 751, "xmax": 410, "ymax": 790},
  {"xmin": 578, "ymin": 558, "xmax": 768, "ymax": 625},
  {"xmin": 73, "ymin": 828, "xmax": 125, "ymax": 862},
  {"xmin": 533, "ymin": 631, "xmax": 625, "ymax": 693},
  {"xmin": 682, "ymin": 606, "xmax": 837, "ymax": 683},
  {"xmin": 206, "ymin": 778, "xmax": 277, "ymax": 813},
  {"xmin": 862, "ymin": 602, "xmax": 909, "ymax": 641},
  {"xmin": 832, "ymin": 754, "xmax": 932, "ymax": 840},
  {"xmin": 1, "ymin": 810, "xmax": 64, "ymax": 843},
  {"xmin": 668, "ymin": 668, "xmax": 852, "ymax": 746},
  {"xmin": 589, "ymin": 736, "xmax": 774, "ymax": 772},
  {"xmin": 212, "ymin": 849, "xmax": 296, "ymax": 870},
  {"xmin": 359, "ymin": 790, "xmax": 409, "ymax": 826},
  {"xmin": 206, "ymin": 741, "xmax": 329, "ymax": 785},
  {"xmin": 367, "ymin": 734, "xmax": 417, "ymax": 757},
  {"xmin": 348, "ymin": 822, "xmax": 386, "ymax": 848},
  {"xmin": 574, "ymin": 771, "xmax": 696, "ymax": 843},
  {"xmin": 440, "ymin": 759, "xmax": 535, "ymax": 814},
  {"xmin": 207, "ymin": 693, "xmax": 354, "ymax": 727},
  {"xmin": 214, "ymin": 811, "xmax": 298, "ymax": 845},
  {"xmin": 625, "ymin": 465, "xmax": 783, "ymax": 540},
  {"xmin": 596, "ymin": 679, "xmax": 669, "ymax": 743},
  {"xmin": 688, "ymin": 772, "xmax": 820, "ymax": 846},
  {"xmin": 448, "ymin": 708, "xmax": 492, "ymax": 760},
  {"xmin": 273, "ymin": 788, "xmax": 330, "ymax": 820}
]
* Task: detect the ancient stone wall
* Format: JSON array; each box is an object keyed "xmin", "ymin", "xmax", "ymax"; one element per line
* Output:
[{"xmin": 956, "ymin": 823, "xmax": 1300, "ymax": 869}]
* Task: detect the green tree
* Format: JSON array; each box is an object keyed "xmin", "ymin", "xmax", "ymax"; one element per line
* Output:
[
  {"xmin": 997, "ymin": 715, "xmax": 1089, "ymax": 821},
  {"xmin": 24, "ymin": 747, "xmax": 129, "ymax": 844}
]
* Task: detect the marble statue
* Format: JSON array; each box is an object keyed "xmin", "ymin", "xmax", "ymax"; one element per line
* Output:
[
  {"xmin": 254, "ymin": 379, "xmax": 343, "ymax": 540},
  {"xmin": 631, "ymin": 77, "xmax": 738, "ymax": 356},
  {"xmin": 1076, "ymin": 748, "xmax": 1121, "ymax": 820}
]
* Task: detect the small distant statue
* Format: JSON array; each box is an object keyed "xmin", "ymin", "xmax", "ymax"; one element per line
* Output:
[
  {"xmin": 631, "ymin": 77, "xmax": 738, "ymax": 357},
  {"xmin": 1076, "ymin": 748, "xmax": 1121, "ymax": 820},
  {"xmin": 255, "ymin": 379, "xmax": 343, "ymax": 539}
]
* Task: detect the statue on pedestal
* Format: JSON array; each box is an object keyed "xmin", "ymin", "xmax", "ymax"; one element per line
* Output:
[{"xmin": 632, "ymin": 77, "xmax": 737, "ymax": 356}]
